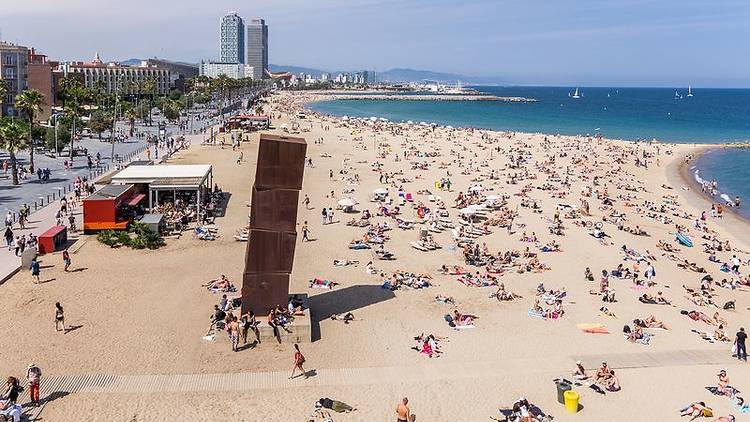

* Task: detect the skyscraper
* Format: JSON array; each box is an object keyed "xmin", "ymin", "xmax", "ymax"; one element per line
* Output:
[
  {"xmin": 246, "ymin": 18, "xmax": 268, "ymax": 80},
  {"xmin": 220, "ymin": 12, "xmax": 245, "ymax": 64}
]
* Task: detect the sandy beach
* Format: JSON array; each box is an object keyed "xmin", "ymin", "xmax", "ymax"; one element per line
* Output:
[{"xmin": 0, "ymin": 90, "xmax": 748, "ymax": 421}]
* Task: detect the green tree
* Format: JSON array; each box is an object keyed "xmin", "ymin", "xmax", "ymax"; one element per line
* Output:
[
  {"xmin": 0, "ymin": 117, "xmax": 29, "ymax": 185},
  {"xmin": 45, "ymin": 120, "xmax": 71, "ymax": 152},
  {"xmin": 14, "ymin": 89, "xmax": 45, "ymax": 173},
  {"xmin": 88, "ymin": 110, "xmax": 111, "ymax": 140},
  {"xmin": 0, "ymin": 80, "xmax": 8, "ymax": 117}
]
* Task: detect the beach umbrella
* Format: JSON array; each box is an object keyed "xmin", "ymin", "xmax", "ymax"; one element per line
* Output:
[
  {"xmin": 338, "ymin": 198, "xmax": 357, "ymax": 207},
  {"xmin": 446, "ymin": 125, "xmax": 454, "ymax": 130},
  {"xmin": 379, "ymin": 117, "xmax": 388, "ymax": 122},
  {"xmin": 342, "ymin": 116, "xmax": 349, "ymax": 120}
]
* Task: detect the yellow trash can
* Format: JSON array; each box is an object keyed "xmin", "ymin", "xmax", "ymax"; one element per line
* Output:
[{"xmin": 564, "ymin": 390, "xmax": 579, "ymax": 413}]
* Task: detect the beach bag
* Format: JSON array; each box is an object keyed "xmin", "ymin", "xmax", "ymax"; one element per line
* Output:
[{"xmin": 732, "ymin": 343, "xmax": 738, "ymax": 355}]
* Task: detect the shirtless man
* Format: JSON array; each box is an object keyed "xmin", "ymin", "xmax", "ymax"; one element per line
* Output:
[{"xmin": 396, "ymin": 397, "xmax": 411, "ymax": 422}]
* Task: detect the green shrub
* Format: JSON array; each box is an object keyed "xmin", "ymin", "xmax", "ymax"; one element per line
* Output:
[{"xmin": 95, "ymin": 222, "xmax": 164, "ymax": 250}]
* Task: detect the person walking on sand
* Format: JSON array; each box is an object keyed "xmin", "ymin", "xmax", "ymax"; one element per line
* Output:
[
  {"xmin": 304, "ymin": 195, "xmax": 311, "ymax": 210},
  {"xmin": 55, "ymin": 302, "xmax": 65, "ymax": 332},
  {"xmin": 396, "ymin": 397, "xmax": 411, "ymax": 422},
  {"xmin": 290, "ymin": 343, "xmax": 308, "ymax": 379},
  {"xmin": 302, "ymin": 221, "xmax": 310, "ymax": 242},
  {"xmin": 62, "ymin": 249, "xmax": 71, "ymax": 272},
  {"xmin": 26, "ymin": 363, "xmax": 42, "ymax": 406},
  {"xmin": 30, "ymin": 257, "xmax": 40, "ymax": 284}
]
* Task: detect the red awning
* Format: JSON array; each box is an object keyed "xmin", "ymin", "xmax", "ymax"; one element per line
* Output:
[{"xmin": 126, "ymin": 193, "xmax": 146, "ymax": 206}]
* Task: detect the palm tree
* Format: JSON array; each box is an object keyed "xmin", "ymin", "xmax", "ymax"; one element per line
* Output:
[
  {"xmin": 142, "ymin": 77, "xmax": 156, "ymax": 126},
  {"xmin": 0, "ymin": 118, "xmax": 29, "ymax": 185},
  {"xmin": 125, "ymin": 107, "xmax": 137, "ymax": 136},
  {"xmin": 14, "ymin": 89, "xmax": 45, "ymax": 173},
  {"xmin": 63, "ymin": 99, "xmax": 84, "ymax": 162}
]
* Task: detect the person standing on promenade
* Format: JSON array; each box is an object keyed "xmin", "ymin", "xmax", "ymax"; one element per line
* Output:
[
  {"xmin": 55, "ymin": 302, "xmax": 65, "ymax": 332},
  {"xmin": 290, "ymin": 343, "xmax": 308, "ymax": 379},
  {"xmin": 735, "ymin": 327, "xmax": 747, "ymax": 361},
  {"xmin": 30, "ymin": 257, "xmax": 40, "ymax": 283},
  {"xmin": 396, "ymin": 397, "xmax": 411, "ymax": 422},
  {"xmin": 26, "ymin": 363, "xmax": 42, "ymax": 406},
  {"xmin": 4, "ymin": 226, "xmax": 13, "ymax": 250},
  {"xmin": 62, "ymin": 249, "xmax": 71, "ymax": 272}
]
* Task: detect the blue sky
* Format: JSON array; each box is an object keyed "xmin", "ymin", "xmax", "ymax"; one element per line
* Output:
[{"xmin": 2, "ymin": 0, "xmax": 749, "ymax": 87}]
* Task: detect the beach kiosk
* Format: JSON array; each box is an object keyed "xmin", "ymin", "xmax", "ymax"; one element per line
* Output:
[
  {"xmin": 82, "ymin": 184, "xmax": 142, "ymax": 233},
  {"xmin": 38, "ymin": 226, "xmax": 67, "ymax": 254},
  {"xmin": 109, "ymin": 164, "xmax": 213, "ymax": 218}
]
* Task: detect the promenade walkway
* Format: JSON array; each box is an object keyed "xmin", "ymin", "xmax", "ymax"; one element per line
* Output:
[{"xmin": 19, "ymin": 348, "xmax": 739, "ymax": 420}]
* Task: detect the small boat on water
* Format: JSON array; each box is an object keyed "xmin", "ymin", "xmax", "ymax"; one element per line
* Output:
[
  {"xmin": 687, "ymin": 85, "xmax": 694, "ymax": 97},
  {"xmin": 569, "ymin": 88, "xmax": 581, "ymax": 99},
  {"xmin": 674, "ymin": 90, "xmax": 683, "ymax": 100}
]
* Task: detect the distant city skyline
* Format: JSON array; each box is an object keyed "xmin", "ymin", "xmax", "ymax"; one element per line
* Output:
[{"xmin": 2, "ymin": 0, "xmax": 750, "ymax": 87}]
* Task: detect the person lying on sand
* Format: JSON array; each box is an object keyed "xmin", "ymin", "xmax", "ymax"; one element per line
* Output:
[
  {"xmin": 202, "ymin": 275, "xmax": 233, "ymax": 291},
  {"xmin": 452, "ymin": 310, "xmax": 476, "ymax": 326},
  {"xmin": 681, "ymin": 310, "xmax": 715, "ymax": 325},
  {"xmin": 333, "ymin": 259, "xmax": 359, "ymax": 267},
  {"xmin": 679, "ymin": 402, "xmax": 713, "ymax": 420},
  {"xmin": 636, "ymin": 315, "xmax": 669, "ymax": 329},
  {"xmin": 330, "ymin": 312, "xmax": 355, "ymax": 323},
  {"xmin": 435, "ymin": 294, "xmax": 455, "ymax": 305}
]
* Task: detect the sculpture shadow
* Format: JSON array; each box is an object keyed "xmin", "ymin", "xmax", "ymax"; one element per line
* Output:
[{"xmin": 308, "ymin": 284, "xmax": 396, "ymax": 341}]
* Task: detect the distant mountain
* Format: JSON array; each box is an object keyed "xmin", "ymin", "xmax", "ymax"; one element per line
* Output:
[
  {"xmin": 377, "ymin": 68, "xmax": 506, "ymax": 85},
  {"xmin": 120, "ymin": 58, "xmax": 142, "ymax": 66},
  {"xmin": 268, "ymin": 64, "xmax": 329, "ymax": 77}
]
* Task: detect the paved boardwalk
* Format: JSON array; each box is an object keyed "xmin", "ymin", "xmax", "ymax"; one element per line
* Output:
[{"xmin": 19, "ymin": 348, "xmax": 739, "ymax": 420}]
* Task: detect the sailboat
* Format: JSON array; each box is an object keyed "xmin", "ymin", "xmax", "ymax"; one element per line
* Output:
[
  {"xmin": 569, "ymin": 88, "xmax": 581, "ymax": 99},
  {"xmin": 687, "ymin": 85, "xmax": 694, "ymax": 97},
  {"xmin": 674, "ymin": 90, "xmax": 683, "ymax": 100}
]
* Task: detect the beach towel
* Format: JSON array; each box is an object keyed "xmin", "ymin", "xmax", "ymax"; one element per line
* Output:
[
  {"xmin": 528, "ymin": 309, "xmax": 545, "ymax": 319},
  {"xmin": 577, "ymin": 323, "xmax": 610, "ymax": 334}
]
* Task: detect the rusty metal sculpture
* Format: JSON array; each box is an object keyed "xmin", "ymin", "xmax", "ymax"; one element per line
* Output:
[{"xmin": 242, "ymin": 134, "xmax": 307, "ymax": 316}]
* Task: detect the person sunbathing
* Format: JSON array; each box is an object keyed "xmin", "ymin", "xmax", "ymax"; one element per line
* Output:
[
  {"xmin": 595, "ymin": 362, "xmax": 611, "ymax": 384},
  {"xmin": 333, "ymin": 259, "xmax": 359, "ymax": 267},
  {"xmin": 202, "ymin": 275, "xmax": 233, "ymax": 291},
  {"xmin": 435, "ymin": 294, "xmax": 455, "ymax": 305},
  {"xmin": 680, "ymin": 402, "xmax": 713, "ymax": 420},
  {"xmin": 681, "ymin": 310, "xmax": 715, "ymax": 325},
  {"xmin": 641, "ymin": 315, "xmax": 669, "ymax": 329},
  {"xmin": 713, "ymin": 312, "xmax": 727, "ymax": 326},
  {"xmin": 604, "ymin": 370, "xmax": 621, "ymax": 391},
  {"xmin": 330, "ymin": 312, "xmax": 355, "ymax": 323},
  {"xmin": 573, "ymin": 360, "xmax": 589, "ymax": 380},
  {"xmin": 452, "ymin": 310, "xmax": 476, "ymax": 326},
  {"xmin": 494, "ymin": 283, "xmax": 522, "ymax": 301},
  {"xmin": 715, "ymin": 325, "xmax": 731, "ymax": 342}
]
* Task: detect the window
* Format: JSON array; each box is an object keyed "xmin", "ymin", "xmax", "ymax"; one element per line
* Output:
[{"xmin": 4, "ymin": 68, "xmax": 15, "ymax": 79}]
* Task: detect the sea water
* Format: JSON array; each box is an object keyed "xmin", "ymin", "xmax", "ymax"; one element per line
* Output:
[{"xmin": 310, "ymin": 86, "xmax": 750, "ymax": 214}]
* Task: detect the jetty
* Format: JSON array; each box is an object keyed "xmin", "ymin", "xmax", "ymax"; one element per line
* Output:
[{"xmin": 326, "ymin": 94, "xmax": 537, "ymax": 102}]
